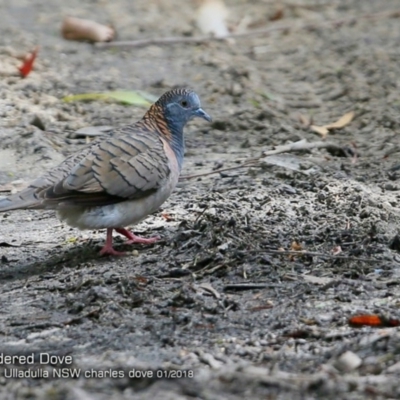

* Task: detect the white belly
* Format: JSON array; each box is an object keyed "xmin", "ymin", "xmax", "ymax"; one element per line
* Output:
[{"xmin": 57, "ymin": 178, "xmax": 177, "ymax": 230}]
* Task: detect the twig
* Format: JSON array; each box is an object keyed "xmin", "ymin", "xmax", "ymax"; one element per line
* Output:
[
  {"xmin": 262, "ymin": 140, "xmax": 341, "ymax": 158},
  {"xmin": 180, "ymin": 139, "xmax": 342, "ymax": 180},
  {"xmin": 223, "ymin": 283, "xmax": 276, "ymax": 291},
  {"xmin": 95, "ymin": 10, "xmax": 400, "ymax": 49},
  {"xmin": 254, "ymin": 249, "xmax": 377, "ymax": 263}
]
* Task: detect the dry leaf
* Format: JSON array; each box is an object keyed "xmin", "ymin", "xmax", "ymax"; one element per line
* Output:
[
  {"xmin": 310, "ymin": 111, "xmax": 355, "ymax": 138},
  {"xmin": 196, "ymin": 0, "xmax": 229, "ymax": 37},
  {"xmin": 325, "ymin": 111, "xmax": 355, "ymax": 129},
  {"xmin": 291, "ymin": 241, "xmax": 303, "ymax": 251},
  {"xmin": 61, "ymin": 16, "xmax": 114, "ymax": 43},
  {"xmin": 270, "ymin": 8, "xmax": 284, "ymax": 21},
  {"xmin": 289, "ymin": 241, "xmax": 303, "ymax": 261},
  {"xmin": 310, "ymin": 125, "xmax": 329, "ymax": 137},
  {"xmin": 349, "ymin": 314, "xmax": 400, "ymax": 328},
  {"xmin": 18, "ymin": 46, "xmax": 39, "ymax": 78}
]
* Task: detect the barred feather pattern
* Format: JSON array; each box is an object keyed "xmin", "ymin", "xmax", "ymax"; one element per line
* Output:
[
  {"xmin": 0, "ymin": 89, "xmax": 211, "ymax": 255},
  {"xmin": 0, "ymin": 91, "xmax": 194, "ymax": 212},
  {"xmin": 0, "ymin": 87, "xmax": 210, "ymax": 242}
]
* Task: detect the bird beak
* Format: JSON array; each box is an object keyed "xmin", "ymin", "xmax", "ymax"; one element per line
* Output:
[{"xmin": 195, "ymin": 108, "xmax": 212, "ymax": 122}]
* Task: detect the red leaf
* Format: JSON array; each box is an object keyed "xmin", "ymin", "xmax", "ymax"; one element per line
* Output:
[
  {"xmin": 349, "ymin": 314, "xmax": 400, "ymax": 327},
  {"xmin": 18, "ymin": 46, "xmax": 39, "ymax": 78}
]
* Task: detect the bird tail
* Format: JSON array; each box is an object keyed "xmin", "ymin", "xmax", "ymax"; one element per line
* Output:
[{"xmin": 0, "ymin": 189, "xmax": 43, "ymax": 212}]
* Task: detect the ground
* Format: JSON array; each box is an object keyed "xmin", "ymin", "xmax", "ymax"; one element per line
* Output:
[{"xmin": 1, "ymin": 0, "xmax": 400, "ymax": 399}]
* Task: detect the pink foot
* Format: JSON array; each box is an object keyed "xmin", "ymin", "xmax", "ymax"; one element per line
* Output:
[
  {"xmin": 99, "ymin": 245, "xmax": 126, "ymax": 257},
  {"xmin": 115, "ymin": 228, "xmax": 160, "ymax": 245},
  {"xmin": 99, "ymin": 228, "xmax": 126, "ymax": 256},
  {"xmin": 98, "ymin": 228, "xmax": 160, "ymax": 256}
]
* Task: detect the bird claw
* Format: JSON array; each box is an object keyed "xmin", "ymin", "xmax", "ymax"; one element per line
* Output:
[
  {"xmin": 98, "ymin": 228, "xmax": 160, "ymax": 256},
  {"xmin": 99, "ymin": 246, "xmax": 126, "ymax": 257}
]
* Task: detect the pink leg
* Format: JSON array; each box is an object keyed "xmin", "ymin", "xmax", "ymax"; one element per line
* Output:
[
  {"xmin": 99, "ymin": 228, "xmax": 126, "ymax": 256},
  {"xmin": 115, "ymin": 228, "xmax": 160, "ymax": 244}
]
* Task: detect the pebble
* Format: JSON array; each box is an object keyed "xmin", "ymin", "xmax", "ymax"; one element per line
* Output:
[{"xmin": 335, "ymin": 351, "xmax": 362, "ymax": 372}]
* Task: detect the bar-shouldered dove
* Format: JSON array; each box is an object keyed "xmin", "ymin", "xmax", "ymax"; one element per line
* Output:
[{"xmin": 0, "ymin": 88, "xmax": 211, "ymax": 256}]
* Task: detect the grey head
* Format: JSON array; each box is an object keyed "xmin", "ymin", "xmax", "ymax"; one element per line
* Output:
[
  {"xmin": 156, "ymin": 88, "xmax": 212, "ymax": 132},
  {"xmin": 145, "ymin": 88, "xmax": 211, "ymax": 171}
]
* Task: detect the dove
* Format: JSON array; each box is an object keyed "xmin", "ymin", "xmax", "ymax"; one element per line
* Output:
[{"xmin": 0, "ymin": 88, "xmax": 211, "ymax": 256}]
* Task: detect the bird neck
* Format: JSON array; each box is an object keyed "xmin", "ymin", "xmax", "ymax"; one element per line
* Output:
[
  {"xmin": 141, "ymin": 104, "xmax": 185, "ymax": 171},
  {"xmin": 166, "ymin": 123, "xmax": 185, "ymax": 171}
]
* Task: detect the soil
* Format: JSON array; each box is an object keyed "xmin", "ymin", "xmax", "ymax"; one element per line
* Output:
[{"xmin": 1, "ymin": 1, "xmax": 400, "ymax": 399}]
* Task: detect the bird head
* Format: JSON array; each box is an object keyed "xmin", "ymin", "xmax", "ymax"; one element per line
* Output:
[{"xmin": 158, "ymin": 89, "xmax": 212, "ymax": 129}]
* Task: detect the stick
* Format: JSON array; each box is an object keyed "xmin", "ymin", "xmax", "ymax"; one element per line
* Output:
[
  {"xmin": 179, "ymin": 140, "xmax": 342, "ymax": 180},
  {"xmin": 95, "ymin": 10, "xmax": 400, "ymax": 49},
  {"xmin": 254, "ymin": 249, "xmax": 377, "ymax": 263},
  {"xmin": 261, "ymin": 140, "xmax": 342, "ymax": 158}
]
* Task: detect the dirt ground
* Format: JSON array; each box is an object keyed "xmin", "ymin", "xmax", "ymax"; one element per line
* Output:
[{"xmin": 1, "ymin": 0, "xmax": 400, "ymax": 399}]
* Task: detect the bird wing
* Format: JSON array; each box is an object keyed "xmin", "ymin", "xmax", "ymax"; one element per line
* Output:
[{"xmin": 0, "ymin": 128, "xmax": 173, "ymax": 210}]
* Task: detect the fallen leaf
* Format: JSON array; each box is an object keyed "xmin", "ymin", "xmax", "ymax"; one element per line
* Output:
[
  {"xmin": 135, "ymin": 276, "xmax": 149, "ymax": 284},
  {"xmin": 18, "ymin": 46, "xmax": 39, "ymax": 78},
  {"xmin": 63, "ymin": 91, "xmax": 156, "ymax": 107},
  {"xmin": 349, "ymin": 314, "xmax": 400, "ymax": 328},
  {"xmin": 61, "ymin": 16, "xmax": 114, "ymax": 43},
  {"xmin": 311, "ymin": 111, "xmax": 355, "ymax": 138},
  {"xmin": 289, "ymin": 241, "xmax": 303, "ymax": 261},
  {"xmin": 269, "ymin": 8, "xmax": 284, "ymax": 21},
  {"xmin": 325, "ymin": 111, "xmax": 355, "ymax": 129},
  {"xmin": 310, "ymin": 125, "xmax": 329, "ymax": 138},
  {"xmin": 196, "ymin": 0, "xmax": 229, "ymax": 37},
  {"xmin": 291, "ymin": 241, "xmax": 302, "ymax": 251}
]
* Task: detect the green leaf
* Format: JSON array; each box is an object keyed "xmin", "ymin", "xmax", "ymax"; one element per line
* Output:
[
  {"xmin": 62, "ymin": 91, "xmax": 157, "ymax": 107},
  {"xmin": 260, "ymin": 91, "xmax": 277, "ymax": 101},
  {"xmin": 249, "ymin": 98, "xmax": 261, "ymax": 108}
]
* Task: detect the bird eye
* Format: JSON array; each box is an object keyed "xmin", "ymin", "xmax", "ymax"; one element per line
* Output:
[{"xmin": 180, "ymin": 100, "xmax": 189, "ymax": 108}]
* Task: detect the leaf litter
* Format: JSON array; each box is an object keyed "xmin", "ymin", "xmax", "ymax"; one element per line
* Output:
[{"xmin": 310, "ymin": 111, "xmax": 355, "ymax": 138}]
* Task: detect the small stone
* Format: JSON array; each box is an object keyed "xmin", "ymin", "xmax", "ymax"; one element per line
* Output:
[
  {"xmin": 335, "ymin": 351, "xmax": 362, "ymax": 372},
  {"xmin": 230, "ymin": 82, "xmax": 243, "ymax": 96}
]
